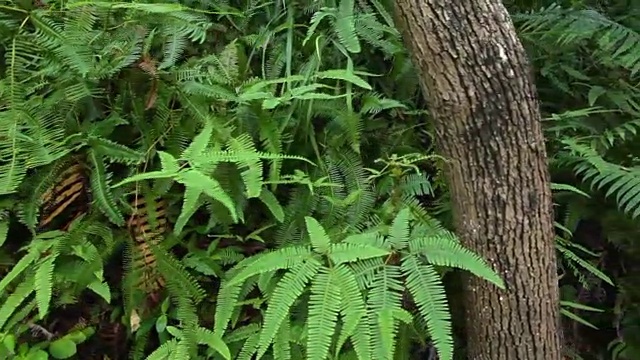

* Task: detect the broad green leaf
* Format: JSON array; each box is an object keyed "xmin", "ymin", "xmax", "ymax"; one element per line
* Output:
[
  {"xmin": 262, "ymin": 98, "xmax": 281, "ymax": 109},
  {"xmin": 65, "ymin": 328, "xmax": 95, "ymax": 344},
  {"xmin": 49, "ymin": 338, "xmax": 77, "ymax": 359},
  {"xmin": 316, "ymin": 69, "xmax": 371, "ymax": 90},
  {"xmin": 156, "ymin": 315, "xmax": 168, "ymax": 333},
  {"xmin": 2, "ymin": 333, "xmax": 15, "ymax": 352},
  {"xmin": 27, "ymin": 349, "xmax": 49, "ymax": 360}
]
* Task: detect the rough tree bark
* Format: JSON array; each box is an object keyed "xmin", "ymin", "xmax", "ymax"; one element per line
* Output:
[{"xmin": 393, "ymin": 1, "xmax": 563, "ymax": 359}]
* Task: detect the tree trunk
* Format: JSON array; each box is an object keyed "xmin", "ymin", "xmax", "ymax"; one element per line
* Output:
[{"xmin": 393, "ymin": 1, "xmax": 563, "ymax": 359}]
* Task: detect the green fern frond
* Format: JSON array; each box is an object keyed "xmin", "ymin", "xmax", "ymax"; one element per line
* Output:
[
  {"xmin": 335, "ymin": 0, "xmax": 361, "ymax": 53},
  {"xmin": 227, "ymin": 246, "xmax": 314, "ymax": 287},
  {"xmin": 257, "ymin": 259, "xmax": 321, "ymax": 358},
  {"xmin": 154, "ymin": 243, "xmax": 206, "ymax": 302},
  {"xmin": 89, "ymin": 150, "xmax": 125, "ymax": 226},
  {"xmin": 34, "ymin": 254, "xmax": 56, "ymax": 320},
  {"xmin": 409, "ymin": 235, "xmax": 505, "ymax": 289},
  {"xmin": 273, "ymin": 318, "xmax": 292, "ymax": 360},
  {"xmin": 213, "ymin": 280, "xmax": 244, "ymax": 336},
  {"xmin": 334, "ymin": 264, "xmax": 370, "ymax": 359},
  {"xmin": 145, "ymin": 339, "xmax": 179, "ymax": 360},
  {"xmin": 516, "ymin": 4, "xmax": 640, "ymax": 74},
  {"xmin": 560, "ymin": 138, "xmax": 640, "ymax": 218},
  {"xmin": 306, "ymin": 216, "xmax": 331, "ymax": 254},
  {"xmin": 0, "ymin": 276, "xmax": 35, "ymax": 332},
  {"xmin": 367, "ymin": 266, "xmax": 403, "ymax": 359},
  {"xmin": 387, "ymin": 208, "xmax": 410, "ymax": 250},
  {"xmin": 328, "ymin": 242, "xmax": 389, "ymax": 265},
  {"xmin": 307, "ymin": 266, "xmax": 342, "ymax": 360},
  {"xmin": 0, "ymin": 233, "xmax": 57, "ymax": 294},
  {"xmin": 401, "ymin": 255, "xmax": 452, "ymax": 360}
]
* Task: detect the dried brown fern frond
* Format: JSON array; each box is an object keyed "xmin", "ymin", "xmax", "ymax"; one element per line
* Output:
[
  {"xmin": 126, "ymin": 195, "xmax": 168, "ymax": 297},
  {"xmin": 38, "ymin": 162, "xmax": 91, "ymax": 231}
]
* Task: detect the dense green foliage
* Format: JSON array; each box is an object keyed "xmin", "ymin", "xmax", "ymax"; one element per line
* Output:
[{"xmin": 0, "ymin": 0, "xmax": 639, "ymax": 359}]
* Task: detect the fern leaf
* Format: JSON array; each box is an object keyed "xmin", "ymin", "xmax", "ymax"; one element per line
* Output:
[
  {"xmin": 305, "ymin": 216, "xmax": 331, "ymax": 254},
  {"xmin": 88, "ymin": 136, "xmax": 144, "ymax": 165},
  {"xmin": 0, "ymin": 220, "xmax": 7, "ymax": 248},
  {"xmin": 328, "ymin": 243, "xmax": 389, "ymax": 265},
  {"xmin": 259, "ymin": 188, "xmax": 285, "ymax": 222},
  {"xmin": 145, "ymin": 339, "xmax": 179, "ymax": 360},
  {"xmin": 158, "ymin": 151, "xmax": 181, "ymax": 173},
  {"xmin": 182, "ymin": 121, "xmax": 213, "ymax": 163},
  {"xmin": 410, "ymin": 235, "xmax": 505, "ymax": 289},
  {"xmin": 307, "ymin": 266, "xmax": 342, "ymax": 360},
  {"xmin": 335, "ymin": 0, "xmax": 361, "ymax": 53},
  {"xmin": 334, "ymin": 265, "xmax": 370, "ymax": 359},
  {"xmin": 388, "ymin": 208, "xmax": 410, "ymax": 249},
  {"xmin": 227, "ymin": 246, "xmax": 314, "ymax": 287},
  {"xmin": 213, "ymin": 281, "xmax": 243, "ymax": 336},
  {"xmin": 0, "ymin": 249, "xmax": 40, "ymax": 294},
  {"xmin": 176, "ymin": 169, "xmax": 238, "ymax": 228},
  {"xmin": 375, "ymin": 308, "xmax": 396, "ymax": 360},
  {"xmin": 175, "ymin": 184, "xmax": 203, "ymax": 235},
  {"xmin": 238, "ymin": 332, "xmax": 260, "ymax": 360},
  {"xmin": 227, "ymin": 135, "xmax": 264, "ymax": 198},
  {"xmin": 273, "ymin": 319, "xmax": 292, "ymax": 360},
  {"xmin": 89, "ymin": 150, "xmax": 125, "ymax": 226},
  {"xmin": 367, "ymin": 265, "xmax": 403, "ymax": 359},
  {"xmin": 401, "ymin": 255, "xmax": 452, "ymax": 360},
  {"xmin": 0, "ymin": 276, "xmax": 35, "ymax": 331},
  {"xmin": 257, "ymin": 259, "xmax": 321, "ymax": 358},
  {"xmin": 196, "ymin": 327, "xmax": 232, "ymax": 360},
  {"xmin": 35, "ymin": 255, "xmax": 56, "ymax": 320},
  {"xmin": 159, "ymin": 31, "xmax": 188, "ymax": 70},
  {"xmin": 556, "ymin": 242, "xmax": 613, "ymax": 286}
]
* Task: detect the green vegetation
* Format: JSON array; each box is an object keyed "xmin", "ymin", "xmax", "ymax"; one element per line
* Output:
[{"xmin": 0, "ymin": 0, "xmax": 639, "ymax": 359}]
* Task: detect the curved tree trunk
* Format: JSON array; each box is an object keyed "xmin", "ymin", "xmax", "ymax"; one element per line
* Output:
[{"xmin": 393, "ymin": 1, "xmax": 563, "ymax": 359}]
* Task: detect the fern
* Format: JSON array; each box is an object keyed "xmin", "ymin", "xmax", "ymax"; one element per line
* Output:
[
  {"xmin": 516, "ymin": 4, "xmax": 640, "ymax": 74},
  {"xmin": 114, "ymin": 122, "xmax": 310, "ymax": 235},
  {"xmin": 558, "ymin": 138, "xmax": 640, "ymax": 218},
  {"xmin": 214, "ymin": 207, "xmax": 503, "ymax": 360}
]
